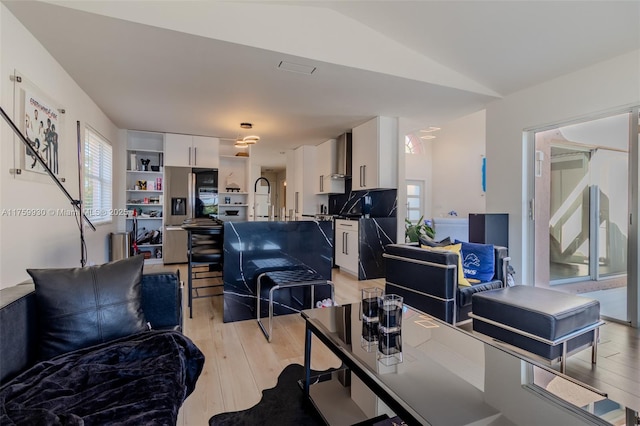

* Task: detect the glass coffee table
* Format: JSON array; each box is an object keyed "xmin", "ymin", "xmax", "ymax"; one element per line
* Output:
[{"xmin": 301, "ymin": 303, "xmax": 636, "ymax": 426}]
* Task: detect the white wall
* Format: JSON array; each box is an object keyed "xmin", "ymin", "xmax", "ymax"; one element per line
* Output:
[
  {"xmin": 405, "ymin": 144, "xmax": 433, "ymax": 220},
  {"xmin": 0, "ymin": 4, "xmax": 4, "ymax": 282},
  {"xmin": 398, "ymin": 118, "xmax": 421, "ymax": 241},
  {"xmin": 0, "ymin": 5, "xmax": 122, "ymax": 288},
  {"xmin": 431, "ymin": 109, "xmax": 487, "ymax": 218},
  {"xmin": 485, "ymin": 49, "xmax": 640, "ymax": 285}
]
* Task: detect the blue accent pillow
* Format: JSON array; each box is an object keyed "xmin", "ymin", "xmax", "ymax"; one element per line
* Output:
[{"xmin": 457, "ymin": 241, "xmax": 495, "ymax": 282}]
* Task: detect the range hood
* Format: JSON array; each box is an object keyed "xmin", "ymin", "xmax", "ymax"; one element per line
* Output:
[{"xmin": 332, "ymin": 132, "xmax": 352, "ymax": 178}]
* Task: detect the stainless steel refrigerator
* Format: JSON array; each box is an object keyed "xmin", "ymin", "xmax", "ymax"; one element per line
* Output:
[{"xmin": 163, "ymin": 167, "xmax": 218, "ymax": 263}]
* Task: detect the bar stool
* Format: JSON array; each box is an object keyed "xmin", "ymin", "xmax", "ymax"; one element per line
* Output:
[
  {"xmin": 256, "ymin": 268, "xmax": 334, "ymax": 342},
  {"xmin": 187, "ymin": 226, "xmax": 223, "ymax": 318}
]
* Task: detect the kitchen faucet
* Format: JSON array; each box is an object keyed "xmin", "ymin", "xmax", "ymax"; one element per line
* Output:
[
  {"xmin": 253, "ymin": 177, "xmax": 272, "ymax": 221},
  {"xmin": 254, "ymin": 177, "xmax": 271, "ymax": 194}
]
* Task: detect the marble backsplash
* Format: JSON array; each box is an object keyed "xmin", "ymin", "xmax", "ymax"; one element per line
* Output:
[{"xmin": 329, "ymin": 186, "xmax": 397, "ymax": 218}]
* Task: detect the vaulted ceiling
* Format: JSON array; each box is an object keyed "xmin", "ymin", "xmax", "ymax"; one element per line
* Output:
[{"xmin": 5, "ymin": 1, "xmax": 640, "ymax": 158}]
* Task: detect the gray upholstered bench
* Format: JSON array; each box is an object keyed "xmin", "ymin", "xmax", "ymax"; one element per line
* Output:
[{"xmin": 470, "ymin": 285, "xmax": 604, "ymax": 373}]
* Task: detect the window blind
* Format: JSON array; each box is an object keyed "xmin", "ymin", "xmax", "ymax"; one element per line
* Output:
[{"xmin": 84, "ymin": 127, "xmax": 112, "ymax": 224}]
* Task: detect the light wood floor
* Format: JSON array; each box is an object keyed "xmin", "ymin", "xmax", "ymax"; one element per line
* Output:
[
  {"xmin": 146, "ymin": 264, "xmax": 385, "ymax": 426},
  {"xmin": 147, "ymin": 264, "xmax": 639, "ymax": 425}
]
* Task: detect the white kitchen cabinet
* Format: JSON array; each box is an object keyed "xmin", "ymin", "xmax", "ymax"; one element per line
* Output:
[
  {"xmin": 287, "ymin": 145, "xmax": 321, "ymax": 218},
  {"xmin": 192, "ymin": 136, "xmax": 219, "ymax": 168},
  {"xmin": 317, "ymin": 139, "xmax": 334, "ymax": 180},
  {"xmin": 335, "ymin": 219, "xmax": 359, "ymax": 276},
  {"xmin": 164, "ymin": 133, "xmax": 219, "ymax": 168},
  {"xmin": 352, "ymin": 116, "xmax": 398, "ymax": 190},
  {"xmin": 315, "ymin": 138, "xmax": 345, "ymax": 194},
  {"xmin": 164, "ymin": 133, "xmax": 191, "ymax": 167}
]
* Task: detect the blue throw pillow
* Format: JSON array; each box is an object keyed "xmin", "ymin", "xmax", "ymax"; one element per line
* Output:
[{"xmin": 457, "ymin": 241, "xmax": 495, "ymax": 282}]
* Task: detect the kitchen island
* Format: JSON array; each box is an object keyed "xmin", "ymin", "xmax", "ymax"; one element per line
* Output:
[
  {"xmin": 222, "ymin": 220, "xmax": 334, "ymax": 323},
  {"xmin": 335, "ymin": 217, "xmax": 397, "ymax": 280}
]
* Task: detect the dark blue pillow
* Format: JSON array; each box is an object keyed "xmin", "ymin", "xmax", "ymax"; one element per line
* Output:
[{"xmin": 457, "ymin": 241, "xmax": 494, "ymax": 282}]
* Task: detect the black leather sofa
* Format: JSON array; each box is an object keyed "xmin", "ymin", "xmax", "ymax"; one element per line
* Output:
[
  {"xmin": 0, "ymin": 271, "xmax": 204, "ymax": 424},
  {"xmin": 0, "ymin": 272, "xmax": 183, "ymax": 382},
  {"xmin": 384, "ymin": 243, "xmax": 510, "ymax": 324}
]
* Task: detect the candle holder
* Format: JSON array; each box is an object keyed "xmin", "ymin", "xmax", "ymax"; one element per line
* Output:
[
  {"xmin": 377, "ymin": 294, "xmax": 403, "ymax": 366},
  {"xmin": 361, "ymin": 287, "xmax": 383, "ymax": 322},
  {"xmin": 360, "ymin": 287, "xmax": 383, "ymax": 351},
  {"xmin": 361, "ymin": 320, "xmax": 379, "ymax": 352}
]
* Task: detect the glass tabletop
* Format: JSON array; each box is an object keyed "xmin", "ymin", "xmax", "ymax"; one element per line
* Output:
[{"xmin": 302, "ymin": 303, "xmax": 634, "ymax": 426}]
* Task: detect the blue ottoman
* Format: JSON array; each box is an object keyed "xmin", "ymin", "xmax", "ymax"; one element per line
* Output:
[{"xmin": 470, "ymin": 285, "xmax": 603, "ymax": 372}]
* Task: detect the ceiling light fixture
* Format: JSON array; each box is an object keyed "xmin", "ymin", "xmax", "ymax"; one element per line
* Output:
[
  {"xmin": 235, "ymin": 122, "xmax": 259, "ymax": 147},
  {"xmin": 419, "ymin": 135, "xmax": 436, "ymax": 140},
  {"xmin": 420, "ymin": 127, "xmax": 441, "ymax": 133},
  {"xmin": 243, "ymin": 135, "xmax": 260, "ymax": 144},
  {"xmin": 235, "ymin": 130, "xmax": 248, "ymax": 148}
]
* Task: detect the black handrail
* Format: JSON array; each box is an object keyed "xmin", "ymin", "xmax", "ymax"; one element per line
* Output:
[{"xmin": 0, "ymin": 106, "xmax": 96, "ymax": 264}]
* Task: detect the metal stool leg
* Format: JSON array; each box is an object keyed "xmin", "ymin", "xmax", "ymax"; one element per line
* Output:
[
  {"xmin": 256, "ymin": 275, "xmax": 335, "ymax": 343},
  {"xmin": 256, "ymin": 273, "xmax": 271, "ymax": 341},
  {"xmin": 188, "ymin": 233, "xmax": 195, "ymax": 319},
  {"xmin": 256, "ymin": 273, "xmax": 263, "ymax": 323},
  {"xmin": 268, "ymin": 285, "xmax": 280, "ymax": 343},
  {"xmin": 592, "ymin": 327, "xmax": 599, "ymax": 364},
  {"xmin": 188, "ymin": 254, "xmax": 193, "ymax": 319}
]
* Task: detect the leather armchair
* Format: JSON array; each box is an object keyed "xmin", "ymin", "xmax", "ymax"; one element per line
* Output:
[{"xmin": 384, "ymin": 243, "xmax": 509, "ymax": 325}]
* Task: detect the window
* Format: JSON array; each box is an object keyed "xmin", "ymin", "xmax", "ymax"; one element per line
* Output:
[
  {"xmin": 84, "ymin": 127, "xmax": 112, "ymax": 224},
  {"xmin": 406, "ymin": 180, "xmax": 424, "ymax": 223},
  {"xmin": 405, "ymin": 134, "xmax": 423, "ymax": 154}
]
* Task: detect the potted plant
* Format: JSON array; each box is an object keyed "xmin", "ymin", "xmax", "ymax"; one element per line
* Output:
[{"xmin": 405, "ymin": 215, "xmax": 435, "ymax": 243}]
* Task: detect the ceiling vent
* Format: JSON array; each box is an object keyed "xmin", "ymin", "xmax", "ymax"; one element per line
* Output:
[{"xmin": 278, "ymin": 61, "xmax": 316, "ymax": 75}]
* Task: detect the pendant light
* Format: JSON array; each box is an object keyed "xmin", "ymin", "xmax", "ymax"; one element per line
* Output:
[
  {"xmin": 235, "ymin": 122, "xmax": 259, "ymax": 146},
  {"xmin": 243, "ymin": 135, "xmax": 260, "ymax": 144},
  {"xmin": 234, "ymin": 135, "xmax": 248, "ymax": 148}
]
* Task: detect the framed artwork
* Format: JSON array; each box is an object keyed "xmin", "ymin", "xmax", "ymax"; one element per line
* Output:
[{"xmin": 13, "ymin": 71, "xmax": 65, "ymax": 178}]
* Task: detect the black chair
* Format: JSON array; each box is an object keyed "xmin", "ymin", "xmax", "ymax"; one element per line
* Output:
[
  {"xmin": 384, "ymin": 243, "xmax": 510, "ymax": 325},
  {"xmin": 187, "ymin": 225, "xmax": 223, "ymax": 318}
]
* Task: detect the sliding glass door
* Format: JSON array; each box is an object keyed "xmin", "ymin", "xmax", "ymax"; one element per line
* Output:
[
  {"xmin": 533, "ymin": 112, "xmax": 634, "ymax": 323},
  {"xmin": 547, "ymin": 144, "xmax": 592, "ymax": 282}
]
